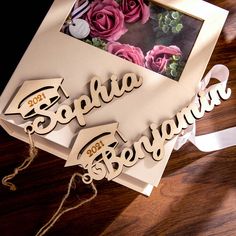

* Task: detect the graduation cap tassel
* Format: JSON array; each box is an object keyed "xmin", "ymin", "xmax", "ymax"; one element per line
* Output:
[
  {"xmin": 1, "ymin": 131, "xmax": 38, "ymax": 191},
  {"xmin": 35, "ymin": 173, "xmax": 97, "ymax": 236}
]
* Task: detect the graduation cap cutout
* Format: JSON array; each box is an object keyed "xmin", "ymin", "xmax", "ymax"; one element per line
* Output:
[
  {"xmin": 65, "ymin": 123, "xmax": 127, "ymax": 168},
  {"xmin": 5, "ymin": 78, "xmax": 68, "ymax": 119}
]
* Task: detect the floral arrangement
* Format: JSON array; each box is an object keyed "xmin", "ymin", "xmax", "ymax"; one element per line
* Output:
[{"xmin": 63, "ymin": 0, "xmax": 192, "ymax": 80}]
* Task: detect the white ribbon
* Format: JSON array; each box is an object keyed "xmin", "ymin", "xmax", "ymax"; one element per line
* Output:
[
  {"xmin": 72, "ymin": 0, "xmax": 90, "ymax": 20},
  {"xmin": 174, "ymin": 65, "xmax": 236, "ymax": 152}
]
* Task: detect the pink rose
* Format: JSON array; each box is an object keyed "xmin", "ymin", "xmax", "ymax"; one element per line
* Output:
[
  {"xmin": 107, "ymin": 42, "xmax": 145, "ymax": 66},
  {"xmin": 121, "ymin": 0, "xmax": 150, "ymax": 24},
  {"xmin": 85, "ymin": 0, "xmax": 127, "ymax": 41},
  {"xmin": 145, "ymin": 45, "xmax": 181, "ymax": 73}
]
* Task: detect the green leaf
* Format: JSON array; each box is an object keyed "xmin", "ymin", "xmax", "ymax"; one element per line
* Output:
[
  {"xmin": 173, "ymin": 55, "xmax": 181, "ymax": 61},
  {"xmin": 157, "ymin": 13, "xmax": 162, "ymax": 21},
  {"xmin": 92, "ymin": 38, "xmax": 99, "ymax": 46},
  {"xmin": 170, "ymin": 19, "xmax": 178, "ymax": 27},
  {"xmin": 171, "ymin": 27, "xmax": 178, "ymax": 33},
  {"xmin": 176, "ymin": 23, "xmax": 183, "ymax": 32},
  {"xmin": 155, "ymin": 10, "xmax": 183, "ymax": 35},
  {"xmin": 159, "ymin": 19, "xmax": 163, "ymax": 28},
  {"xmin": 84, "ymin": 37, "xmax": 106, "ymax": 50},
  {"xmin": 165, "ymin": 17, "xmax": 171, "ymax": 25},
  {"xmin": 171, "ymin": 69, "xmax": 178, "ymax": 77},
  {"xmin": 165, "ymin": 68, "xmax": 171, "ymax": 76},
  {"xmin": 171, "ymin": 11, "xmax": 180, "ymax": 20},
  {"xmin": 170, "ymin": 62, "xmax": 178, "ymax": 70},
  {"xmin": 162, "ymin": 25, "xmax": 170, "ymax": 33},
  {"xmin": 165, "ymin": 12, "xmax": 170, "ymax": 18},
  {"xmin": 84, "ymin": 39, "xmax": 92, "ymax": 45}
]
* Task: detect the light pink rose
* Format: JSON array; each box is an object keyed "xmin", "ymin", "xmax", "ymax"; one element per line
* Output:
[
  {"xmin": 107, "ymin": 42, "xmax": 145, "ymax": 66},
  {"xmin": 145, "ymin": 45, "xmax": 181, "ymax": 73},
  {"xmin": 85, "ymin": 0, "xmax": 127, "ymax": 41},
  {"xmin": 121, "ymin": 0, "xmax": 150, "ymax": 24}
]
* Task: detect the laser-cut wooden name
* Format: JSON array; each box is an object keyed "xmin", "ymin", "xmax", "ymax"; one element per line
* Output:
[
  {"xmin": 5, "ymin": 73, "xmax": 143, "ymax": 134},
  {"xmin": 65, "ymin": 84, "xmax": 231, "ymax": 184}
]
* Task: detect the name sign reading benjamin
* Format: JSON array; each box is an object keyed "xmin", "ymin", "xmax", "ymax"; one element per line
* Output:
[{"xmin": 65, "ymin": 83, "xmax": 231, "ymax": 184}]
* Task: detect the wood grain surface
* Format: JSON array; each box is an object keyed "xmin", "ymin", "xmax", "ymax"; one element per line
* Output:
[{"xmin": 0, "ymin": 0, "xmax": 235, "ymax": 235}]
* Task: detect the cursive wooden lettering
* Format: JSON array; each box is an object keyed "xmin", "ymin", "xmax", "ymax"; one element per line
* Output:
[
  {"xmin": 66, "ymin": 83, "xmax": 231, "ymax": 183},
  {"xmin": 25, "ymin": 73, "xmax": 143, "ymax": 134}
]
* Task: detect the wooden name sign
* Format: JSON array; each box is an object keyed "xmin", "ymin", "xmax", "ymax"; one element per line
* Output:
[
  {"xmin": 65, "ymin": 83, "xmax": 231, "ymax": 184},
  {"xmin": 4, "ymin": 73, "xmax": 143, "ymax": 135}
]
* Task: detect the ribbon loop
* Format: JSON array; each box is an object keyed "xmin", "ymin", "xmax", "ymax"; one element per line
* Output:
[{"xmin": 175, "ymin": 65, "xmax": 236, "ymax": 152}]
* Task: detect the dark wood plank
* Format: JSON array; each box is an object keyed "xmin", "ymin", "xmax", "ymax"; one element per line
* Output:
[{"xmin": 0, "ymin": 0, "xmax": 235, "ymax": 235}]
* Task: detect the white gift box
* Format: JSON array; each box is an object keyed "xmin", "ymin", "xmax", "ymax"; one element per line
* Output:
[{"xmin": 0, "ymin": 0, "xmax": 228, "ymax": 195}]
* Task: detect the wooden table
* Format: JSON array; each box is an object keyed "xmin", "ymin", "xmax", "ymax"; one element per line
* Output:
[{"xmin": 0, "ymin": 0, "xmax": 235, "ymax": 235}]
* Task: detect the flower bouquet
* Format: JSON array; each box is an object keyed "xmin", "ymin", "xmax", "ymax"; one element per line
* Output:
[{"xmin": 62, "ymin": 0, "xmax": 202, "ymax": 81}]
